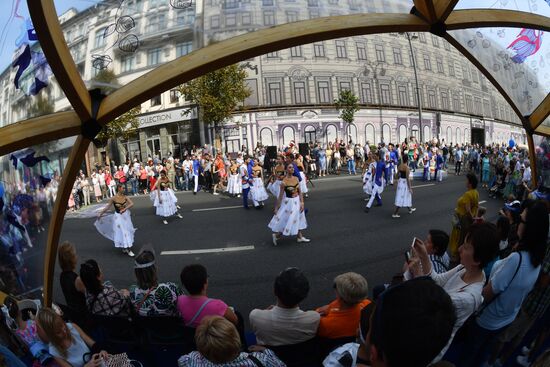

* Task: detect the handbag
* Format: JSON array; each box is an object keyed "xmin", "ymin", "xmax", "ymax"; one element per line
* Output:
[{"xmin": 453, "ymin": 252, "xmax": 523, "ymax": 343}]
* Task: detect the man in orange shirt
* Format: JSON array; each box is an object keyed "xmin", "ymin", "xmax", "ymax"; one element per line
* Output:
[{"xmin": 316, "ymin": 272, "xmax": 371, "ymax": 339}]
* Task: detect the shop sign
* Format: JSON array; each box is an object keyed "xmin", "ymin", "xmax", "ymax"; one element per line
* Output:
[{"xmin": 138, "ymin": 108, "xmax": 197, "ymax": 128}]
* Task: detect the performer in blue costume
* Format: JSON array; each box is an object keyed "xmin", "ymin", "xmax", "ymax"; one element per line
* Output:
[{"xmin": 365, "ymin": 152, "xmax": 386, "ymax": 213}]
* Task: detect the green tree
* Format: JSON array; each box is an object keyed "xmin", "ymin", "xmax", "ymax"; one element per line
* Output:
[
  {"xmin": 92, "ymin": 69, "xmax": 140, "ymax": 146},
  {"xmin": 335, "ymin": 89, "xmax": 360, "ymax": 143},
  {"xmin": 178, "ymin": 64, "xmax": 251, "ymax": 148}
]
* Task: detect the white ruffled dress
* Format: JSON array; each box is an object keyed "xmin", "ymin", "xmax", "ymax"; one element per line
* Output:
[
  {"xmin": 153, "ymin": 189, "xmax": 178, "ymax": 217},
  {"xmin": 94, "ymin": 210, "xmax": 135, "ymax": 249}
]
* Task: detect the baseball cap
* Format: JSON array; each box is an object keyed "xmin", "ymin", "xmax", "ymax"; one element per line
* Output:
[{"xmin": 504, "ymin": 200, "xmax": 521, "ymax": 212}]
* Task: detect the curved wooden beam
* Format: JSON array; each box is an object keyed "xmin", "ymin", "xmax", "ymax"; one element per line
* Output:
[
  {"xmin": 0, "ymin": 111, "xmax": 81, "ymax": 156},
  {"xmin": 446, "ymin": 9, "xmax": 550, "ymax": 31},
  {"xmin": 43, "ymin": 135, "xmax": 90, "ymax": 306},
  {"xmin": 529, "ymin": 93, "xmax": 550, "ymax": 130},
  {"xmin": 535, "ymin": 124, "xmax": 550, "ymax": 138},
  {"xmin": 433, "ymin": 0, "xmax": 459, "ymax": 21},
  {"xmin": 28, "ymin": 0, "xmax": 92, "ymax": 122},
  {"xmin": 413, "ymin": 0, "xmax": 436, "ymax": 23},
  {"xmin": 97, "ymin": 13, "xmax": 429, "ymax": 125}
]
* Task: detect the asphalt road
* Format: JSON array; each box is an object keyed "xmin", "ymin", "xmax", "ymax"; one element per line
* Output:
[{"xmin": 53, "ymin": 169, "xmax": 502, "ymax": 324}]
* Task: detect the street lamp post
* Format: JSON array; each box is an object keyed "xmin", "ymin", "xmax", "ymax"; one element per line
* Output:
[
  {"xmin": 363, "ymin": 61, "xmax": 386, "ymax": 142},
  {"xmin": 403, "ymin": 32, "xmax": 423, "ymax": 144}
]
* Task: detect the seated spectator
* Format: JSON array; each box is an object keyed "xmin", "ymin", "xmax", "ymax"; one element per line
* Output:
[
  {"xmin": 249, "ymin": 267, "xmax": 320, "ymax": 346},
  {"xmin": 322, "ymin": 303, "xmax": 375, "ymax": 367},
  {"xmin": 57, "ymin": 242, "xmax": 87, "ymax": 314},
  {"xmin": 410, "ymin": 222, "xmax": 499, "ymax": 361},
  {"xmin": 79, "ymin": 259, "xmax": 132, "ymax": 316},
  {"xmin": 129, "ymin": 249, "xmax": 183, "ymax": 316},
  {"xmin": 316, "ymin": 272, "xmax": 371, "ymax": 339},
  {"xmin": 35, "ymin": 307, "xmax": 109, "ymax": 367},
  {"xmin": 368, "ymin": 277, "xmax": 455, "ymax": 367},
  {"xmin": 459, "ymin": 200, "xmax": 549, "ymax": 366},
  {"xmin": 178, "ymin": 316, "xmax": 285, "ymax": 367},
  {"xmin": 177, "ymin": 264, "xmax": 238, "ymax": 327}
]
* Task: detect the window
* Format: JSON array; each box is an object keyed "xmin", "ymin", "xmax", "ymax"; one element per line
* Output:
[
  {"xmin": 441, "ymin": 91, "xmax": 449, "ymax": 110},
  {"xmin": 262, "ymin": 0, "xmax": 273, "ymax": 5},
  {"xmin": 339, "ymin": 81, "xmax": 351, "ymax": 92},
  {"xmin": 170, "ymin": 89, "xmax": 179, "ymax": 103},
  {"xmin": 399, "ymin": 125, "xmax": 407, "ymax": 143},
  {"xmin": 211, "ymin": 15, "xmax": 220, "ymax": 28},
  {"xmin": 436, "ymin": 57, "xmax": 444, "ymax": 73},
  {"xmin": 308, "ymin": 0, "xmax": 319, "ymax": 6},
  {"xmin": 309, "ymin": 9, "xmax": 320, "ymax": 18},
  {"xmin": 326, "ymin": 124, "xmax": 338, "ymax": 144},
  {"xmin": 397, "ymin": 85, "xmax": 409, "ymax": 106},
  {"xmin": 428, "ymin": 90, "xmax": 437, "ymax": 108},
  {"xmin": 176, "ymin": 10, "xmax": 194, "ymax": 25},
  {"xmin": 304, "ymin": 125, "xmax": 316, "ymax": 144},
  {"xmin": 365, "ymin": 124, "xmax": 375, "ymax": 144},
  {"xmin": 314, "ymin": 43, "xmax": 325, "ymax": 57},
  {"xmin": 446, "ymin": 126, "xmax": 453, "ymax": 142},
  {"xmin": 94, "ymin": 28, "xmax": 106, "ymax": 48},
  {"xmin": 260, "ymin": 128, "xmax": 273, "ymax": 146},
  {"xmin": 382, "ymin": 124, "xmax": 391, "ymax": 142},
  {"xmin": 380, "ymin": 83, "xmax": 391, "ymax": 104},
  {"xmin": 290, "ymin": 46, "xmax": 303, "ymax": 57},
  {"xmin": 431, "ymin": 35, "xmax": 439, "ymax": 47},
  {"xmin": 375, "ymin": 44, "xmax": 385, "ymax": 62},
  {"xmin": 452, "ymin": 93, "xmax": 461, "ymax": 111},
  {"xmin": 263, "ymin": 11, "xmax": 275, "ymax": 25},
  {"xmin": 483, "ymin": 99, "xmax": 491, "ymax": 117},
  {"xmin": 146, "ymin": 14, "xmax": 165, "ymax": 33},
  {"xmin": 393, "ymin": 47, "xmax": 402, "ymax": 65},
  {"xmin": 419, "ymin": 33, "xmax": 426, "ymax": 43},
  {"xmin": 176, "ymin": 42, "xmax": 192, "ymax": 57},
  {"xmin": 225, "ymin": 13, "xmax": 237, "ymax": 26},
  {"xmin": 242, "ymin": 12, "xmax": 251, "ymax": 25},
  {"xmin": 423, "ymin": 125, "xmax": 431, "ymax": 141},
  {"xmin": 282, "ymin": 126, "xmax": 295, "ymax": 145},
  {"xmin": 347, "ymin": 124, "xmax": 357, "ymax": 143},
  {"xmin": 267, "ymin": 51, "xmax": 279, "ymax": 58},
  {"xmin": 147, "ymin": 48, "xmax": 162, "ymax": 65},
  {"xmin": 328, "ymin": 0, "xmax": 339, "ymax": 4},
  {"xmin": 456, "ymin": 127, "xmax": 462, "ymax": 143},
  {"xmin": 462, "ymin": 64, "xmax": 470, "ymax": 80},
  {"xmin": 336, "ymin": 40, "xmax": 347, "ymax": 58},
  {"xmin": 448, "ymin": 61, "xmax": 455, "ymax": 76},
  {"xmin": 361, "ymin": 82, "xmax": 373, "ymax": 104},
  {"xmin": 268, "ymin": 82, "xmax": 282, "ymax": 105},
  {"xmin": 444, "ymin": 41, "xmax": 451, "ymax": 51},
  {"xmin": 293, "ymin": 81, "xmax": 307, "ymax": 104},
  {"xmin": 465, "ymin": 94, "xmax": 473, "ymax": 113},
  {"xmin": 151, "ymin": 95, "xmax": 161, "ymax": 106},
  {"xmin": 471, "ymin": 67, "xmax": 479, "ymax": 83},
  {"xmin": 225, "ymin": 0, "xmax": 238, "ymax": 8},
  {"xmin": 120, "ymin": 54, "xmax": 135, "ymax": 72},
  {"xmin": 356, "ymin": 42, "xmax": 367, "ymax": 61},
  {"xmin": 286, "ymin": 11, "xmax": 298, "ymax": 22},
  {"xmin": 317, "ymin": 80, "xmax": 331, "ymax": 103},
  {"xmin": 423, "ymin": 55, "xmax": 431, "ymax": 71}
]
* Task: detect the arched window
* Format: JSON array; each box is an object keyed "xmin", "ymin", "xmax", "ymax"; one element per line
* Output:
[
  {"xmin": 260, "ymin": 128, "xmax": 273, "ymax": 146},
  {"xmin": 282, "ymin": 126, "xmax": 295, "ymax": 146},
  {"xmin": 304, "ymin": 125, "xmax": 316, "ymax": 144},
  {"xmin": 382, "ymin": 124, "xmax": 391, "ymax": 143},
  {"xmin": 347, "ymin": 123, "xmax": 357, "ymax": 144},
  {"xmin": 411, "ymin": 124, "xmax": 419, "ymax": 140},
  {"xmin": 446, "ymin": 126, "xmax": 452, "ymax": 143},
  {"xmin": 423, "ymin": 125, "xmax": 431, "ymax": 142},
  {"xmin": 399, "ymin": 125, "xmax": 407, "ymax": 143},
  {"xmin": 464, "ymin": 128, "xmax": 469, "ymax": 144},
  {"xmin": 456, "ymin": 127, "xmax": 462, "ymax": 143},
  {"xmin": 326, "ymin": 124, "xmax": 338, "ymax": 145},
  {"xmin": 365, "ymin": 124, "xmax": 376, "ymax": 144}
]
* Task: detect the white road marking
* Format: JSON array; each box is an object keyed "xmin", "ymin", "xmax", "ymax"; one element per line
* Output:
[
  {"xmin": 411, "ymin": 183, "xmax": 436, "ymax": 188},
  {"xmin": 161, "ymin": 245, "xmax": 255, "ymax": 255},
  {"xmin": 479, "ymin": 200, "xmax": 487, "ymax": 204},
  {"xmin": 192, "ymin": 205, "xmax": 243, "ymax": 212}
]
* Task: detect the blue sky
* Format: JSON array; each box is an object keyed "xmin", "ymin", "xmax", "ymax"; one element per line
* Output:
[{"xmin": 0, "ymin": 0, "xmax": 99, "ymax": 72}]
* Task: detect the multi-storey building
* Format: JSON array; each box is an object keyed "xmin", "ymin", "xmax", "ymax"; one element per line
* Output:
[{"xmin": 0, "ymin": 0, "xmax": 526, "ymax": 167}]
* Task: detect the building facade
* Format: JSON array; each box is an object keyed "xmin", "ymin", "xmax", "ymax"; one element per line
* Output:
[{"xmin": 0, "ymin": 0, "xmax": 526, "ymax": 168}]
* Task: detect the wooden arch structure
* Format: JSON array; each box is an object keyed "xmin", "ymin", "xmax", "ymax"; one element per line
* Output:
[{"xmin": 2, "ymin": 0, "xmax": 550, "ymax": 304}]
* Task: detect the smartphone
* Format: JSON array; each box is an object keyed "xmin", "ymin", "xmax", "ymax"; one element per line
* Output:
[
  {"xmin": 404, "ymin": 250, "xmax": 411, "ymax": 263},
  {"xmin": 411, "ymin": 237, "xmax": 418, "ymax": 248}
]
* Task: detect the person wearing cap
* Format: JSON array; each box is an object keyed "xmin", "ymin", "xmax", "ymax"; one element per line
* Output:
[
  {"xmin": 129, "ymin": 249, "xmax": 183, "ymax": 317},
  {"xmin": 249, "ymin": 267, "xmax": 320, "ymax": 347}
]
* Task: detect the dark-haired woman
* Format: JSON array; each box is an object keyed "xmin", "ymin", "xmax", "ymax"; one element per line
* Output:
[
  {"xmin": 410, "ymin": 222, "xmax": 500, "ymax": 362},
  {"xmin": 392, "ymin": 155, "xmax": 416, "ymax": 218},
  {"xmin": 95, "ymin": 184, "xmax": 136, "ymax": 257},
  {"xmin": 268, "ymin": 163, "xmax": 309, "ymax": 246},
  {"xmin": 79, "ymin": 259, "xmax": 132, "ymax": 316},
  {"xmin": 458, "ymin": 200, "xmax": 549, "ymax": 367},
  {"xmin": 448, "ymin": 173, "xmax": 479, "ymax": 262},
  {"xmin": 129, "ymin": 249, "xmax": 183, "ymax": 316},
  {"xmin": 151, "ymin": 170, "xmax": 182, "ymax": 225}
]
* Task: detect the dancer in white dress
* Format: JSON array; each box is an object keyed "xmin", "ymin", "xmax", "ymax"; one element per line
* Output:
[
  {"xmin": 267, "ymin": 157, "xmax": 285, "ymax": 198},
  {"xmin": 269, "ymin": 163, "xmax": 310, "ymax": 245},
  {"xmin": 392, "ymin": 155, "xmax": 416, "ymax": 218},
  {"xmin": 227, "ymin": 161, "xmax": 242, "ymax": 197},
  {"xmin": 95, "ymin": 184, "xmax": 136, "ymax": 257},
  {"xmin": 362, "ymin": 153, "xmax": 376, "ymax": 199},
  {"xmin": 151, "ymin": 170, "xmax": 183, "ymax": 225},
  {"xmin": 250, "ymin": 160, "xmax": 268, "ymax": 209}
]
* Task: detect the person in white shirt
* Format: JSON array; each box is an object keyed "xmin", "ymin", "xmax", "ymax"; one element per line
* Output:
[
  {"xmin": 409, "ymin": 222, "xmax": 500, "ymax": 362},
  {"xmin": 250, "ymin": 267, "xmax": 320, "ymax": 346},
  {"xmin": 182, "ymin": 156, "xmax": 193, "ymax": 191}
]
